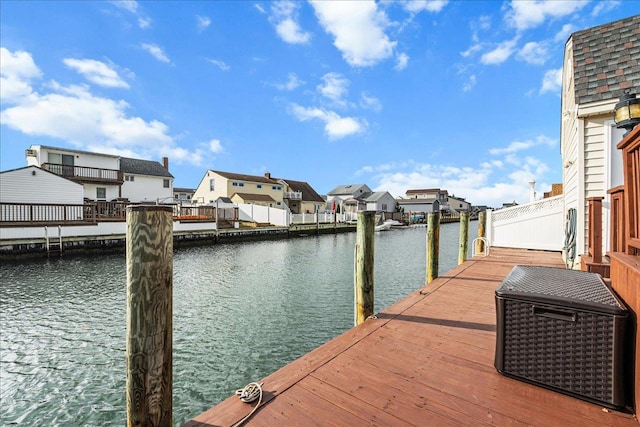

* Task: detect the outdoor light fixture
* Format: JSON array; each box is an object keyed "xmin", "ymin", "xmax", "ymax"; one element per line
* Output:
[{"xmin": 614, "ymin": 90, "xmax": 640, "ymax": 135}]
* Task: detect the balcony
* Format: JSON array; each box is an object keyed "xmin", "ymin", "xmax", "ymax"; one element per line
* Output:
[
  {"xmin": 41, "ymin": 163, "xmax": 124, "ymax": 185},
  {"xmin": 284, "ymin": 191, "xmax": 302, "ymax": 200}
]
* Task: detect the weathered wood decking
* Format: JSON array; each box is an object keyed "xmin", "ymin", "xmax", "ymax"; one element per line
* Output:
[{"xmin": 185, "ymin": 248, "xmax": 637, "ymax": 426}]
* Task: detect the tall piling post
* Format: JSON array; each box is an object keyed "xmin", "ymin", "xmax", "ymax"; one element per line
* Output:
[
  {"xmin": 476, "ymin": 211, "xmax": 486, "ymax": 255},
  {"xmin": 354, "ymin": 210, "xmax": 375, "ymax": 325},
  {"xmin": 458, "ymin": 212, "xmax": 470, "ymax": 265},
  {"xmin": 126, "ymin": 205, "xmax": 173, "ymax": 427},
  {"xmin": 426, "ymin": 212, "xmax": 440, "ymax": 284}
]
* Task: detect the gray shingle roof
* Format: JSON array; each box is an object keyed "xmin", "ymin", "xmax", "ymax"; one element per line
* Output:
[
  {"xmin": 120, "ymin": 157, "xmax": 173, "ymax": 178},
  {"xmin": 327, "ymin": 184, "xmax": 371, "ymax": 196},
  {"xmin": 572, "ymin": 14, "xmax": 640, "ymax": 105},
  {"xmin": 282, "ymin": 179, "xmax": 325, "ymax": 203},
  {"xmin": 210, "ymin": 170, "xmax": 279, "ymax": 184}
]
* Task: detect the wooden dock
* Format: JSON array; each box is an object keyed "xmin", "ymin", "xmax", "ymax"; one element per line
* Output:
[{"xmin": 185, "ymin": 247, "xmax": 637, "ymax": 426}]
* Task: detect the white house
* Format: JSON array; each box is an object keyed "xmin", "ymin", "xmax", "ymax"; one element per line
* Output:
[
  {"xmin": 326, "ymin": 184, "xmax": 372, "ymax": 213},
  {"xmin": 447, "ymin": 196, "xmax": 471, "ymax": 213},
  {"xmin": 560, "ymin": 15, "xmax": 640, "ymax": 262},
  {"xmin": 24, "ymin": 145, "xmax": 174, "ymax": 203},
  {"xmin": 363, "ymin": 191, "xmax": 396, "ymax": 213}
]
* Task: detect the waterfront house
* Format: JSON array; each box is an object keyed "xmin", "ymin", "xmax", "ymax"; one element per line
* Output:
[
  {"xmin": 24, "ymin": 145, "xmax": 174, "ymax": 203},
  {"xmin": 447, "ymin": 195, "xmax": 471, "ymax": 213},
  {"xmin": 279, "ymin": 178, "xmax": 325, "ymax": 214},
  {"xmin": 396, "ymin": 196, "xmax": 439, "ymax": 216},
  {"xmin": 193, "ymin": 170, "xmax": 323, "ymax": 214},
  {"xmin": 120, "ymin": 156, "xmax": 174, "ymax": 203},
  {"xmin": 560, "ymin": 14, "xmax": 640, "ymax": 267},
  {"xmin": 173, "ymin": 187, "xmax": 196, "ymax": 203}
]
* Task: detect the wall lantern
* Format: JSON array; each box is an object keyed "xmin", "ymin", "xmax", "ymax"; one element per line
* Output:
[{"xmin": 614, "ymin": 90, "xmax": 640, "ymax": 135}]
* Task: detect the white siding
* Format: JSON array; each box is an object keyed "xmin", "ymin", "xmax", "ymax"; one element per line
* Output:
[
  {"xmin": 0, "ymin": 167, "xmax": 83, "ymax": 204},
  {"xmin": 84, "ymin": 183, "xmax": 120, "ymax": 201},
  {"xmin": 122, "ymin": 175, "xmax": 173, "ymax": 202},
  {"xmin": 34, "ymin": 146, "xmax": 120, "ymax": 170}
]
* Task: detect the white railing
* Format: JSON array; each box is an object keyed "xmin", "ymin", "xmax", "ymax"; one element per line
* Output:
[
  {"xmin": 487, "ymin": 195, "xmax": 564, "ymax": 251},
  {"xmin": 290, "ymin": 212, "xmax": 336, "ymax": 224},
  {"xmin": 284, "ymin": 191, "xmax": 303, "ymax": 200}
]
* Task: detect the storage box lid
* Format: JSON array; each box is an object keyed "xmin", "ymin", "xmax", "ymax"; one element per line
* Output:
[{"xmin": 495, "ymin": 265, "xmax": 627, "ymax": 314}]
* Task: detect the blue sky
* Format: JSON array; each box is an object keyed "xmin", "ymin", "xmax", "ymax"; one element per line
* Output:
[{"xmin": 0, "ymin": 1, "xmax": 634, "ymax": 207}]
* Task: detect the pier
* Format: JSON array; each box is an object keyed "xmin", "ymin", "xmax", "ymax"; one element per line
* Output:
[{"xmin": 185, "ymin": 247, "xmax": 636, "ymax": 426}]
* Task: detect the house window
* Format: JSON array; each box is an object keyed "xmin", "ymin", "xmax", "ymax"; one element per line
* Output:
[
  {"xmin": 272, "ymin": 185, "xmax": 282, "ymax": 190},
  {"xmin": 381, "ymin": 204, "xmax": 387, "ymax": 211},
  {"xmin": 232, "ymin": 182, "xmax": 244, "ymax": 187},
  {"xmin": 125, "ymin": 175, "xmax": 135, "ymax": 182},
  {"xmin": 96, "ymin": 187, "xmax": 106, "ymax": 199},
  {"xmin": 276, "ymin": 201, "xmax": 281, "ymax": 206},
  {"xmin": 209, "ymin": 179, "xmax": 215, "ymax": 191},
  {"xmin": 163, "ymin": 179, "xmax": 170, "ymax": 188},
  {"xmin": 257, "ymin": 184, "xmax": 262, "ymax": 189}
]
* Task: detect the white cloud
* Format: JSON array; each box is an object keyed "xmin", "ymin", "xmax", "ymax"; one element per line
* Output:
[
  {"xmin": 207, "ymin": 58, "xmax": 230, "ymax": 71},
  {"xmin": 395, "ymin": 52, "xmax": 409, "ymax": 71},
  {"xmin": 462, "ymin": 75, "xmax": 476, "ymax": 92},
  {"xmin": 0, "ymin": 47, "xmax": 42, "ymax": 103},
  {"xmin": 63, "ymin": 58, "xmax": 130, "ymax": 88},
  {"xmin": 197, "ymin": 15, "xmax": 211, "ymax": 32},
  {"xmin": 310, "ymin": 0, "xmax": 396, "ymax": 67},
  {"xmin": 317, "ymin": 72, "xmax": 350, "ymax": 106},
  {"xmin": 592, "ymin": 0, "xmax": 620, "ymax": 17},
  {"xmin": 461, "ymin": 43, "xmax": 483, "ymax": 58},
  {"xmin": 360, "ymin": 92, "xmax": 382, "ymax": 112},
  {"xmin": 540, "ymin": 67, "xmax": 562, "ymax": 94},
  {"xmin": 289, "ymin": 103, "xmax": 366, "ymax": 139},
  {"xmin": 141, "ymin": 43, "xmax": 171, "ymax": 63},
  {"xmin": 401, "ymin": 0, "xmax": 449, "ymax": 13},
  {"xmin": 111, "ymin": 0, "xmax": 151, "ymax": 29},
  {"xmin": 489, "ymin": 135, "xmax": 557, "ymax": 155},
  {"xmin": 254, "ymin": 4, "xmax": 266, "ymax": 14},
  {"xmin": 516, "ymin": 41, "xmax": 548, "ymax": 65},
  {"xmin": 0, "ymin": 47, "xmax": 205, "ymax": 166},
  {"xmin": 480, "ymin": 39, "xmax": 517, "ymax": 65},
  {"xmin": 275, "ymin": 72, "xmax": 304, "ymax": 91},
  {"xmin": 505, "ymin": 0, "xmax": 589, "ymax": 32},
  {"xmin": 554, "ymin": 23, "xmax": 575, "ymax": 42},
  {"xmin": 270, "ymin": 1, "xmax": 311, "ymax": 44},
  {"xmin": 208, "ymin": 138, "xmax": 223, "ymax": 153},
  {"xmin": 111, "ymin": 0, "xmax": 138, "ymax": 14}
]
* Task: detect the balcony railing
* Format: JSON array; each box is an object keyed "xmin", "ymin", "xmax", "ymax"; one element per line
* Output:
[
  {"xmin": 41, "ymin": 163, "xmax": 124, "ymax": 184},
  {"xmin": 284, "ymin": 191, "xmax": 303, "ymax": 200}
]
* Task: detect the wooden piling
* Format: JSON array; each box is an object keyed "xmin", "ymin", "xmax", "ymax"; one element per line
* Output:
[
  {"xmin": 476, "ymin": 211, "xmax": 486, "ymax": 254},
  {"xmin": 426, "ymin": 212, "xmax": 440, "ymax": 284},
  {"xmin": 355, "ymin": 211, "xmax": 375, "ymax": 325},
  {"xmin": 126, "ymin": 205, "xmax": 173, "ymax": 427},
  {"xmin": 458, "ymin": 212, "xmax": 470, "ymax": 265}
]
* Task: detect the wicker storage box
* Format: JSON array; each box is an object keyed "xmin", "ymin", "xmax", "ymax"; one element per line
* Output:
[{"xmin": 494, "ymin": 265, "xmax": 629, "ymax": 408}]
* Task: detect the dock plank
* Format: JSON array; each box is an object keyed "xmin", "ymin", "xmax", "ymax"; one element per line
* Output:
[{"xmin": 184, "ymin": 248, "xmax": 637, "ymax": 426}]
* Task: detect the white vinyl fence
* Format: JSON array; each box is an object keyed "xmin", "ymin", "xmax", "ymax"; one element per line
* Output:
[{"xmin": 487, "ymin": 195, "xmax": 564, "ymax": 251}]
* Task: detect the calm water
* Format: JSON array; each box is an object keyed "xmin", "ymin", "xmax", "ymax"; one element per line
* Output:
[{"xmin": 0, "ymin": 222, "xmax": 477, "ymax": 426}]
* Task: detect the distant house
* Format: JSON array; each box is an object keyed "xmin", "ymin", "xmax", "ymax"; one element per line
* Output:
[
  {"xmin": 560, "ymin": 14, "xmax": 640, "ymax": 258},
  {"xmin": 120, "ymin": 157, "xmax": 173, "ymax": 203},
  {"xmin": 397, "ymin": 188, "xmax": 449, "ymax": 214},
  {"xmin": 326, "ymin": 184, "xmax": 372, "ymax": 213},
  {"xmin": 24, "ymin": 145, "xmax": 174, "ymax": 203},
  {"xmin": 193, "ymin": 170, "xmax": 323, "ymax": 212},
  {"xmin": 280, "ymin": 178, "xmax": 325, "ymax": 214},
  {"xmin": 0, "ymin": 166, "xmax": 84, "ymax": 205},
  {"xmin": 325, "ymin": 184, "xmax": 394, "ymax": 218},
  {"xmin": 447, "ymin": 195, "xmax": 471, "ymax": 213},
  {"xmin": 397, "ymin": 198, "xmax": 440, "ymax": 215},
  {"xmin": 174, "ymin": 187, "xmax": 195, "ymax": 203}
]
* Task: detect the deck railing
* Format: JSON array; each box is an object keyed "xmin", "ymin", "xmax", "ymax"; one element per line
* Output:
[
  {"xmin": 41, "ymin": 163, "xmax": 124, "ymax": 184},
  {"xmin": 0, "ymin": 202, "xmax": 238, "ymax": 226},
  {"xmin": 486, "ymin": 195, "xmax": 564, "ymax": 251}
]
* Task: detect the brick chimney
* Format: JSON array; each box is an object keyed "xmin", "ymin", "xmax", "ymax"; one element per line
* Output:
[
  {"xmin": 162, "ymin": 157, "xmax": 169, "ymax": 170},
  {"xmin": 264, "ymin": 172, "xmax": 271, "ymax": 179}
]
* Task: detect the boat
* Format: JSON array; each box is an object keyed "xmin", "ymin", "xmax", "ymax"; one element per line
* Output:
[{"xmin": 375, "ymin": 221, "xmax": 392, "ymax": 232}]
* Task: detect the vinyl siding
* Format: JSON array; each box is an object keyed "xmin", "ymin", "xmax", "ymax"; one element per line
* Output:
[{"xmin": 0, "ymin": 167, "xmax": 83, "ymax": 204}]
